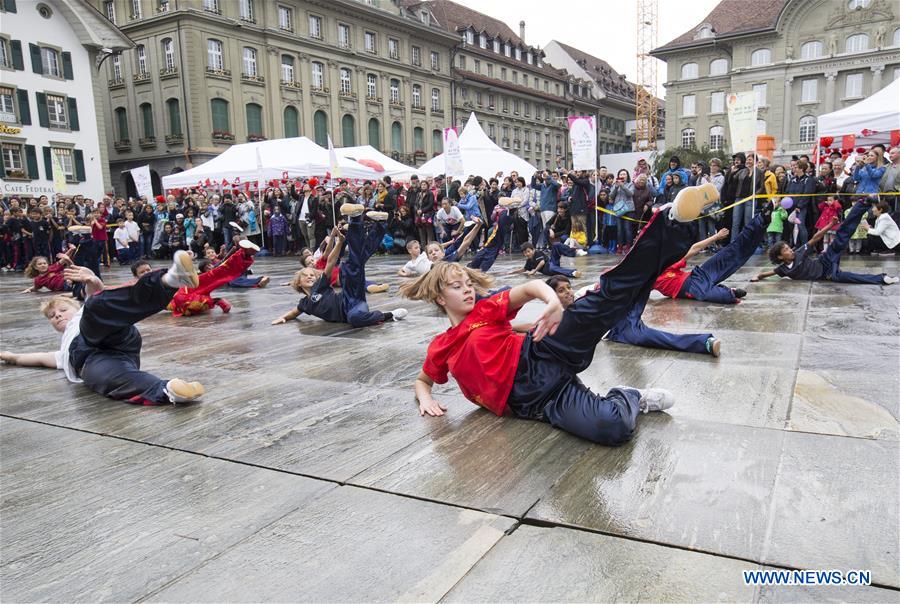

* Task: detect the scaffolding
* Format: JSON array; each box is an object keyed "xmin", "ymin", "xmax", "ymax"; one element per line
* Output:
[{"xmin": 635, "ymin": 0, "xmax": 658, "ymax": 150}]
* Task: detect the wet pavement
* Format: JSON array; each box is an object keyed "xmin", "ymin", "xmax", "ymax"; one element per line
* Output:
[{"xmin": 1, "ymin": 250, "xmax": 898, "ymax": 602}]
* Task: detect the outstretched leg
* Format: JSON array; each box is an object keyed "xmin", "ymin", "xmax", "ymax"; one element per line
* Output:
[
  {"xmin": 696, "ymin": 213, "xmax": 766, "ymax": 284},
  {"xmin": 820, "ymin": 200, "xmax": 869, "ymax": 277},
  {"xmin": 468, "ymin": 212, "xmax": 512, "ymax": 272},
  {"xmin": 542, "ymin": 381, "xmax": 641, "ymax": 445},
  {"xmin": 341, "ymin": 217, "xmax": 387, "ymax": 327}
]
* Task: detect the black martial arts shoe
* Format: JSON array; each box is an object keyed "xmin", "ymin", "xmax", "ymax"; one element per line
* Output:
[{"xmin": 732, "ymin": 288, "xmax": 747, "ymax": 299}]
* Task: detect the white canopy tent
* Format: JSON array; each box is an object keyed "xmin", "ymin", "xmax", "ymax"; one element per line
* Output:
[
  {"xmin": 817, "ymin": 78, "xmax": 900, "ymax": 144},
  {"xmin": 335, "ymin": 145, "xmax": 429, "ymax": 180},
  {"xmin": 161, "ymin": 137, "xmax": 377, "ymax": 189},
  {"xmin": 419, "ymin": 113, "xmax": 538, "ymax": 180}
]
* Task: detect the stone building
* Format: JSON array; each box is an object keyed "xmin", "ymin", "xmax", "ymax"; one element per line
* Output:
[
  {"xmin": 652, "ymin": 0, "xmax": 900, "ymax": 160},
  {"xmin": 92, "ymin": 0, "xmax": 458, "ymax": 194},
  {"xmin": 0, "ymin": 0, "xmax": 131, "ymax": 198}
]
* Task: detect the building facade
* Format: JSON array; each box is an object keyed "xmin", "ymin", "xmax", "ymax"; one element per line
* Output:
[
  {"xmin": 92, "ymin": 0, "xmax": 458, "ymax": 195},
  {"xmin": 0, "ymin": 0, "xmax": 131, "ymax": 199},
  {"xmin": 652, "ymin": 0, "xmax": 900, "ymax": 160}
]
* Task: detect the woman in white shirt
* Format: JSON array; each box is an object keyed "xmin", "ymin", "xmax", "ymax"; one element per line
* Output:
[{"xmin": 863, "ymin": 201, "xmax": 900, "ymax": 255}]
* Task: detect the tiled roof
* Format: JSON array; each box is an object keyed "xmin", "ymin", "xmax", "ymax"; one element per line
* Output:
[
  {"xmin": 552, "ymin": 41, "xmax": 637, "ymax": 102},
  {"xmin": 412, "ymin": 0, "xmax": 527, "ymax": 46},
  {"xmin": 456, "ymin": 69, "xmax": 569, "ymax": 104},
  {"xmin": 654, "ymin": 0, "xmax": 787, "ymax": 53}
]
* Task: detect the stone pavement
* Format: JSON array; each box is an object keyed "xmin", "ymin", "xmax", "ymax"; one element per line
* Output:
[{"xmin": 1, "ymin": 249, "xmax": 898, "ymax": 602}]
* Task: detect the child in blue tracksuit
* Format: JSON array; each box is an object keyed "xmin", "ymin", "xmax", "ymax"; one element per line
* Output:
[
  {"xmin": 516, "ymin": 242, "xmax": 583, "ymax": 278},
  {"xmin": 467, "ymin": 210, "xmax": 513, "ymax": 272}
]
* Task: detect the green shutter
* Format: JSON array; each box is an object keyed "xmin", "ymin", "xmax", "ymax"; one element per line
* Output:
[
  {"xmin": 313, "ymin": 111, "xmax": 327, "ymax": 147},
  {"xmin": 246, "ymin": 103, "xmax": 261, "ymax": 136},
  {"xmin": 283, "ymin": 106, "xmax": 299, "ymax": 138},
  {"xmin": 0, "ymin": 153, "xmax": 5, "ymax": 178},
  {"xmin": 74, "ymin": 149, "xmax": 85, "ymax": 182},
  {"xmin": 35, "ymin": 92, "xmax": 48, "ymax": 127},
  {"xmin": 3, "ymin": 0, "xmax": 17, "ymax": 13},
  {"xmin": 16, "ymin": 89, "xmax": 30, "ymax": 125},
  {"xmin": 368, "ymin": 118, "xmax": 380, "ymax": 150},
  {"xmin": 67, "ymin": 97, "xmax": 78, "ymax": 130},
  {"xmin": 61, "ymin": 51, "xmax": 73, "ymax": 79},
  {"xmin": 116, "ymin": 109, "xmax": 129, "ymax": 140},
  {"xmin": 167, "ymin": 99, "xmax": 181, "ymax": 136},
  {"xmin": 24, "ymin": 144, "xmax": 38, "ymax": 179},
  {"xmin": 211, "ymin": 99, "xmax": 229, "ymax": 132},
  {"xmin": 341, "ymin": 115, "xmax": 355, "ymax": 146},
  {"xmin": 42, "ymin": 146, "xmax": 52, "ymax": 179},
  {"xmin": 10, "ymin": 40, "xmax": 24, "ymax": 70},
  {"xmin": 29, "ymin": 43, "xmax": 42, "ymax": 74},
  {"xmin": 141, "ymin": 104, "xmax": 154, "ymax": 138}
]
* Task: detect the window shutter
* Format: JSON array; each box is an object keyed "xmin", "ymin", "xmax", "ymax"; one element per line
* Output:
[
  {"xmin": 74, "ymin": 149, "xmax": 85, "ymax": 182},
  {"xmin": 29, "ymin": 43, "xmax": 42, "ymax": 74},
  {"xmin": 67, "ymin": 97, "xmax": 79, "ymax": 130},
  {"xmin": 25, "ymin": 145, "xmax": 39, "ymax": 179},
  {"xmin": 16, "ymin": 89, "xmax": 30, "ymax": 125},
  {"xmin": 61, "ymin": 51, "xmax": 73, "ymax": 79},
  {"xmin": 0, "ymin": 155, "xmax": 5, "ymax": 178},
  {"xmin": 43, "ymin": 146, "xmax": 52, "ymax": 180},
  {"xmin": 35, "ymin": 92, "xmax": 48, "ymax": 127},
  {"xmin": 10, "ymin": 40, "xmax": 24, "ymax": 70},
  {"xmin": 3, "ymin": 0, "xmax": 17, "ymax": 13}
]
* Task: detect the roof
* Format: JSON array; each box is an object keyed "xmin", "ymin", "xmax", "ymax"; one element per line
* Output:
[
  {"xmin": 456, "ymin": 69, "xmax": 569, "ymax": 104},
  {"xmin": 653, "ymin": 0, "xmax": 786, "ymax": 54},
  {"xmin": 412, "ymin": 0, "xmax": 527, "ymax": 47},
  {"xmin": 552, "ymin": 41, "xmax": 637, "ymax": 103},
  {"xmin": 58, "ymin": 0, "xmax": 134, "ymax": 51}
]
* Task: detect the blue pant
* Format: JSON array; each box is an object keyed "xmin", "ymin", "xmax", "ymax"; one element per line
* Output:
[
  {"xmin": 542, "ymin": 242, "xmax": 577, "ymax": 277},
  {"xmin": 141, "ymin": 232, "xmax": 154, "ymax": 258},
  {"xmin": 69, "ymin": 269, "xmax": 176, "ymax": 404},
  {"xmin": 818, "ymin": 200, "xmax": 885, "ymax": 284},
  {"xmin": 228, "ymin": 275, "xmax": 263, "ymax": 287},
  {"xmin": 606, "ymin": 283, "xmax": 712, "ymax": 355},
  {"xmin": 730, "ymin": 198, "xmax": 755, "ymax": 244},
  {"xmin": 468, "ymin": 212, "xmax": 512, "ymax": 272},
  {"xmin": 340, "ymin": 217, "xmax": 387, "ymax": 327},
  {"xmin": 128, "ymin": 242, "xmax": 140, "ymax": 263},
  {"xmin": 616, "ymin": 216, "xmax": 632, "ymax": 246},
  {"xmin": 680, "ymin": 213, "xmax": 766, "ymax": 304},
  {"xmin": 507, "ymin": 212, "xmax": 694, "ymax": 445},
  {"xmin": 73, "ymin": 236, "xmax": 102, "ymax": 281}
]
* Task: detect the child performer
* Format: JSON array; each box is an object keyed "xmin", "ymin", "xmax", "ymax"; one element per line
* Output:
[
  {"xmin": 465, "ymin": 203, "xmax": 517, "ymax": 273},
  {"xmin": 0, "ymin": 251, "xmax": 205, "ymax": 405},
  {"xmin": 424, "ymin": 220, "xmax": 483, "ymax": 264},
  {"xmin": 513, "ymin": 242, "xmax": 584, "ymax": 279},
  {"xmin": 400, "ymin": 188, "xmax": 712, "ymax": 445},
  {"xmin": 22, "ymin": 245, "xmax": 79, "ymax": 294},
  {"xmin": 397, "ymin": 239, "xmax": 432, "ymax": 277},
  {"xmin": 167, "ymin": 241, "xmax": 259, "ymax": 317},
  {"xmin": 755, "ymin": 200, "xmax": 899, "ymax": 285},
  {"xmin": 273, "ymin": 205, "xmax": 408, "ymax": 327}
]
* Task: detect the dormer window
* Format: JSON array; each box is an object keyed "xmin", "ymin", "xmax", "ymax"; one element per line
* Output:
[
  {"xmin": 465, "ymin": 30, "xmax": 474, "ymax": 45},
  {"xmin": 697, "ymin": 25, "xmax": 714, "ymax": 39},
  {"xmin": 479, "ymin": 33, "xmax": 487, "ymax": 48}
]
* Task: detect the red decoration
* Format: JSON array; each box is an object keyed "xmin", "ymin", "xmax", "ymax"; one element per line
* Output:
[
  {"xmin": 820, "ymin": 136, "xmax": 834, "ymax": 147},
  {"xmin": 204, "ymin": 178, "xmax": 212, "ymax": 187},
  {"xmin": 842, "ymin": 134, "xmax": 856, "ymax": 151},
  {"xmin": 234, "ymin": 177, "xmax": 241, "ymax": 185},
  {"xmin": 282, "ymin": 171, "xmax": 289, "ymax": 180},
  {"xmin": 308, "ymin": 178, "xmax": 319, "ymax": 188},
  {"xmin": 860, "ymin": 128, "xmax": 878, "ymax": 137},
  {"xmin": 891, "ymin": 130, "xmax": 900, "ymax": 146},
  {"xmin": 358, "ymin": 159, "xmax": 386, "ymax": 172},
  {"xmin": 856, "ymin": 147, "xmax": 866, "ymax": 154},
  {"xmin": 222, "ymin": 179, "xmax": 229, "ymax": 186}
]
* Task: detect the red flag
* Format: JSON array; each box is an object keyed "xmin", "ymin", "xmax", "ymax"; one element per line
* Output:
[
  {"xmin": 891, "ymin": 130, "xmax": 900, "ymax": 147},
  {"xmin": 842, "ymin": 134, "xmax": 855, "ymax": 151}
]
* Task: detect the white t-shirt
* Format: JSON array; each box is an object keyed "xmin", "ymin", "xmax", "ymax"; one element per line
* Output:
[
  {"xmin": 403, "ymin": 252, "xmax": 432, "ymax": 275},
  {"xmin": 55, "ymin": 307, "xmax": 84, "ymax": 384},
  {"xmin": 124, "ymin": 219, "xmax": 140, "ymax": 242},
  {"xmin": 436, "ymin": 206, "xmax": 463, "ymax": 225},
  {"xmin": 113, "ymin": 226, "xmax": 129, "ymax": 250}
]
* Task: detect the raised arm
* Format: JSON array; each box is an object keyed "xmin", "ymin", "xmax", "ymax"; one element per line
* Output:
[
  {"xmin": 322, "ymin": 231, "xmax": 345, "ymax": 278},
  {"xmin": 453, "ymin": 220, "xmax": 483, "ymax": 257},
  {"xmin": 0, "ymin": 351, "xmax": 58, "ymax": 368},
  {"xmin": 685, "ymin": 228, "xmax": 729, "ymax": 261},
  {"xmin": 507, "ymin": 279, "xmax": 562, "ymax": 342},
  {"xmin": 63, "ymin": 266, "xmax": 104, "ymax": 297},
  {"xmin": 807, "ymin": 218, "xmax": 838, "ymax": 246}
]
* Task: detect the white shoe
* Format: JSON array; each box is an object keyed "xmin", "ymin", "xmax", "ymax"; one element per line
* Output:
[
  {"xmin": 340, "ymin": 203, "xmax": 365, "ymax": 217},
  {"xmin": 637, "ymin": 388, "xmax": 675, "ymax": 413},
  {"xmin": 669, "ymin": 183, "xmax": 718, "ymax": 223},
  {"xmin": 498, "ymin": 196, "xmax": 521, "ymax": 208},
  {"xmin": 366, "ymin": 211, "xmax": 389, "ymax": 221},
  {"xmin": 165, "ymin": 379, "xmax": 205, "ymax": 404},
  {"xmin": 391, "ymin": 308, "xmax": 408, "ymax": 321},
  {"xmin": 884, "ymin": 275, "xmax": 899, "ymax": 285},
  {"xmin": 239, "ymin": 239, "xmax": 260, "ymax": 252},
  {"xmin": 575, "ymin": 249, "xmax": 588, "ymax": 257},
  {"xmin": 164, "ymin": 250, "xmax": 199, "ymax": 288},
  {"xmin": 228, "ymin": 221, "xmax": 244, "ymax": 233}
]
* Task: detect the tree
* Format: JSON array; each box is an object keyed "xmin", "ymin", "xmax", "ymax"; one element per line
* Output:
[{"xmin": 652, "ymin": 146, "xmax": 724, "ymax": 177}]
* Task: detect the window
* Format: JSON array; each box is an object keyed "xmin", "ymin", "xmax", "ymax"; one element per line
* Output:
[
  {"xmin": 487, "ymin": 63, "xmax": 493, "ymax": 77},
  {"xmin": 523, "ymin": 101, "xmax": 530, "ymax": 117},
  {"xmin": 166, "ymin": 98, "xmax": 181, "ymax": 136},
  {"xmin": 697, "ymin": 26, "xmax": 713, "ymax": 39},
  {"xmin": 430, "ymin": 51, "xmax": 439, "ymax": 71},
  {"xmin": 465, "ymin": 30, "xmax": 474, "ymax": 45},
  {"xmin": 895, "ymin": 67, "xmax": 900, "ymax": 82},
  {"xmin": 502, "ymin": 96, "xmax": 509, "ymax": 112},
  {"xmin": 709, "ymin": 58, "xmax": 728, "ymax": 76},
  {"xmin": 458, "ymin": 55, "xmax": 466, "ymax": 70},
  {"xmin": 311, "ymin": 61, "xmax": 324, "ymax": 89},
  {"xmin": 473, "ymin": 59, "xmax": 480, "ymax": 74},
  {"xmin": 246, "ymin": 103, "xmax": 262, "ymax": 136},
  {"xmin": 391, "ymin": 121, "xmax": 403, "ymax": 152},
  {"xmin": 388, "ymin": 38, "xmax": 399, "ymax": 60},
  {"xmin": 709, "ymin": 125, "xmax": 725, "ymax": 151},
  {"xmin": 412, "ymin": 84, "xmax": 422, "ymax": 107},
  {"xmin": 389, "ymin": 79, "xmax": 400, "ymax": 103},
  {"xmin": 512, "ymin": 71, "xmax": 518, "ymax": 84},
  {"xmin": 207, "ymin": 39, "xmax": 224, "ymax": 70},
  {"xmin": 801, "ymin": 79, "xmax": 817, "ymax": 102},
  {"xmin": 115, "ymin": 107, "xmax": 129, "ymax": 140},
  {"xmin": 848, "ymin": 0, "xmax": 870, "ymax": 8},
  {"xmin": 515, "ymin": 47, "xmax": 521, "ymax": 61},
  {"xmin": 413, "ymin": 127, "xmax": 424, "ymax": 153},
  {"xmin": 308, "ymin": 15, "xmax": 322, "ymax": 39},
  {"xmin": 211, "ymin": 98, "xmax": 229, "ymax": 132},
  {"xmin": 338, "ymin": 23, "xmax": 351, "ymax": 48},
  {"xmin": 313, "ymin": 110, "xmax": 327, "ymax": 146},
  {"xmin": 420, "ymin": 10, "xmax": 429, "ymax": 25},
  {"xmin": 131, "ymin": 0, "xmax": 141, "ymax": 19},
  {"xmin": 368, "ymin": 118, "xmax": 380, "ymax": 149},
  {"xmin": 104, "ymin": 0, "xmax": 116, "ymax": 22},
  {"xmin": 365, "ymin": 31, "xmax": 376, "ymax": 53},
  {"xmin": 281, "ymin": 55, "xmax": 294, "ymax": 83},
  {"xmin": 42, "ymin": 47, "xmax": 61, "ymax": 77},
  {"xmin": 475, "ymin": 91, "xmax": 482, "ymax": 105},
  {"xmin": 412, "ymin": 46, "xmax": 421, "ymax": 66},
  {"xmin": 894, "ymin": 28, "xmax": 900, "ymax": 47},
  {"xmin": 750, "ymin": 48, "xmax": 771, "ymax": 66},
  {"xmin": 1, "ymin": 143, "xmax": 23, "ymax": 174},
  {"xmin": 488, "ymin": 123, "xmax": 496, "ymax": 140},
  {"xmin": 493, "ymin": 39, "xmax": 500, "ymax": 53},
  {"xmin": 504, "ymin": 43, "xmax": 510, "ymax": 56},
  {"xmin": 488, "ymin": 93, "xmax": 495, "ymax": 108},
  {"xmin": 366, "ymin": 73, "xmax": 377, "ymax": 98},
  {"xmin": 0, "ymin": 86, "xmax": 15, "ymax": 122},
  {"xmin": 203, "ymin": 0, "xmax": 219, "ymax": 12},
  {"xmin": 239, "ymin": 0, "xmax": 253, "ymax": 22},
  {"xmin": 132, "ymin": 45, "xmax": 147, "ymax": 75},
  {"xmin": 431, "ymin": 88, "xmax": 440, "ymax": 111},
  {"xmin": 753, "ymin": 83, "xmax": 767, "ymax": 107},
  {"xmin": 283, "ymin": 106, "xmax": 299, "ymax": 138},
  {"xmin": 479, "ymin": 33, "xmax": 487, "ymax": 48},
  {"xmin": 513, "ymin": 99, "xmax": 520, "ymax": 114},
  {"xmin": 845, "ymin": 34, "xmax": 868, "ymax": 53},
  {"xmin": 342, "ymin": 114, "xmax": 355, "ymax": 146},
  {"xmin": 161, "ymin": 39, "xmax": 175, "ymax": 71},
  {"xmin": 799, "ymin": 115, "xmax": 816, "ymax": 143},
  {"xmin": 47, "ymin": 94, "xmax": 67, "ymax": 128},
  {"xmin": 522, "ymin": 74, "xmax": 527, "ymax": 87},
  {"xmin": 710, "ymin": 91, "xmax": 724, "ymax": 113},
  {"xmin": 242, "ymin": 47, "xmax": 257, "ymax": 77},
  {"xmin": 0, "ymin": 39, "xmax": 8, "ymax": 68},
  {"xmin": 527, "ymin": 52, "xmax": 533, "ymax": 65},
  {"xmin": 139, "ymin": 102, "xmax": 154, "ymax": 138},
  {"xmin": 500, "ymin": 67, "xmax": 506, "ymax": 80},
  {"xmin": 757, "ymin": 119, "xmax": 767, "ymax": 134},
  {"xmin": 682, "ymin": 128, "xmax": 696, "ymax": 148},
  {"xmin": 433, "ymin": 129, "xmax": 442, "ymax": 153},
  {"xmin": 845, "ymin": 72, "xmax": 863, "ymax": 97},
  {"xmin": 278, "ymin": 6, "xmax": 293, "ymax": 31},
  {"xmin": 800, "ymin": 41, "xmax": 822, "ymax": 60},
  {"xmin": 340, "ymin": 68, "xmax": 352, "ymax": 94},
  {"xmin": 682, "ymin": 94, "xmax": 696, "ymax": 116}
]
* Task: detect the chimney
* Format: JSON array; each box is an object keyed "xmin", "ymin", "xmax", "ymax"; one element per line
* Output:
[{"xmin": 519, "ymin": 20, "xmax": 525, "ymax": 42}]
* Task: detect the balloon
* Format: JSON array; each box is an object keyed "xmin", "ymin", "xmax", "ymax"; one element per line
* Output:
[
  {"xmin": 358, "ymin": 159, "xmax": 385, "ymax": 172},
  {"xmin": 780, "ymin": 197, "xmax": 793, "ymax": 210},
  {"xmin": 820, "ymin": 136, "xmax": 834, "ymax": 147},
  {"xmin": 856, "ymin": 147, "xmax": 866, "ymax": 154},
  {"xmin": 308, "ymin": 178, "xmax": 319, "ymax": 188}
]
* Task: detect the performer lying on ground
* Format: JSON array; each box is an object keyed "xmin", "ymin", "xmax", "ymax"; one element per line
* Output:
[
  {"xmin": 273, "ymin": 205, "xmax": 408, "ymax": 327},
  {"xmin": 425, "ymin": 220, "xmax": 483, "ymax": 263},
  {"xmin": 755, "ymin": 199, "xmax": 899, "ymax": 285},
  {"xmin": 0, "ymin": 251, "xmax": 206, "ymax": 405},
  {"xmin": 22, "ymin": 245, "xmax": 80, "ymax": 294},
  {"xmin": 168, "ymin": 240, "xmax": 260, "ymax": 317},
  {"xmin": 512, "ymin": 242, "xmax": 584, "ymax": 279},
  {"xmin": 400, "ymin": 186, "xmax": 713, "ymax": 445}
]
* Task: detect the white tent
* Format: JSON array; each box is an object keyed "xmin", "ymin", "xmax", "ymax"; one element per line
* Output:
[
  {"xmin": 818, "ymin": 78, "xmax": 900, "ymax": 143},
  {"xmin": 336, "ymin": 145, "xmax": 429, "ymax": 180},
  {"xmin": 161, "ymin": 137, "xmax": 377, "ymax": 189},
  {"xmin": 419, "ymin": 113, "xmax": 538, "ymax": 180}
]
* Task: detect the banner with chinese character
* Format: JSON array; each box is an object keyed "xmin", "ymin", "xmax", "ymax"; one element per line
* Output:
[
  {"xmin": 726, "ymin": 92, "xmax": 758, "ymax": 155},
  {"xmin": 443, "ymin": 127, "xmax": 463, "ymax": 178},
  {"xmin": 567, "ymin": 116, "xmax": 596, "ymax": 170},
  {"xmin": 131, "ymin": 165, "xmax": 153, "ymax": 200},
  {"xmin": 51, "ymin": 151, "xmax": 67, "ymax": 193}
]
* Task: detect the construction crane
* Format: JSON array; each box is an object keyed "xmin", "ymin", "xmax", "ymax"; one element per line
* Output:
[{"xmin": 635, "ymin": 0, "xmax": 658, "ymax": 151}]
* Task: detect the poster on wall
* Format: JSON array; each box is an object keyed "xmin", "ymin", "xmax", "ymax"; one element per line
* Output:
[
  {"xmin": 443, "ymin": 127, "xmax": 463, "ymax": 178},
  {"xmin": 567, "ymin": 116, "xmax": 596, "ymax": 171},
  {"xmin": 51, "ymin": 152, "xmax": 67, "ymax": 194},
  {"xmin": 726, "ymin": 92, "xmax": 758, "ymax": 155},
  {"xmin": 131, "ymin": 165, "xmax": 154, "ymax": 200}
]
